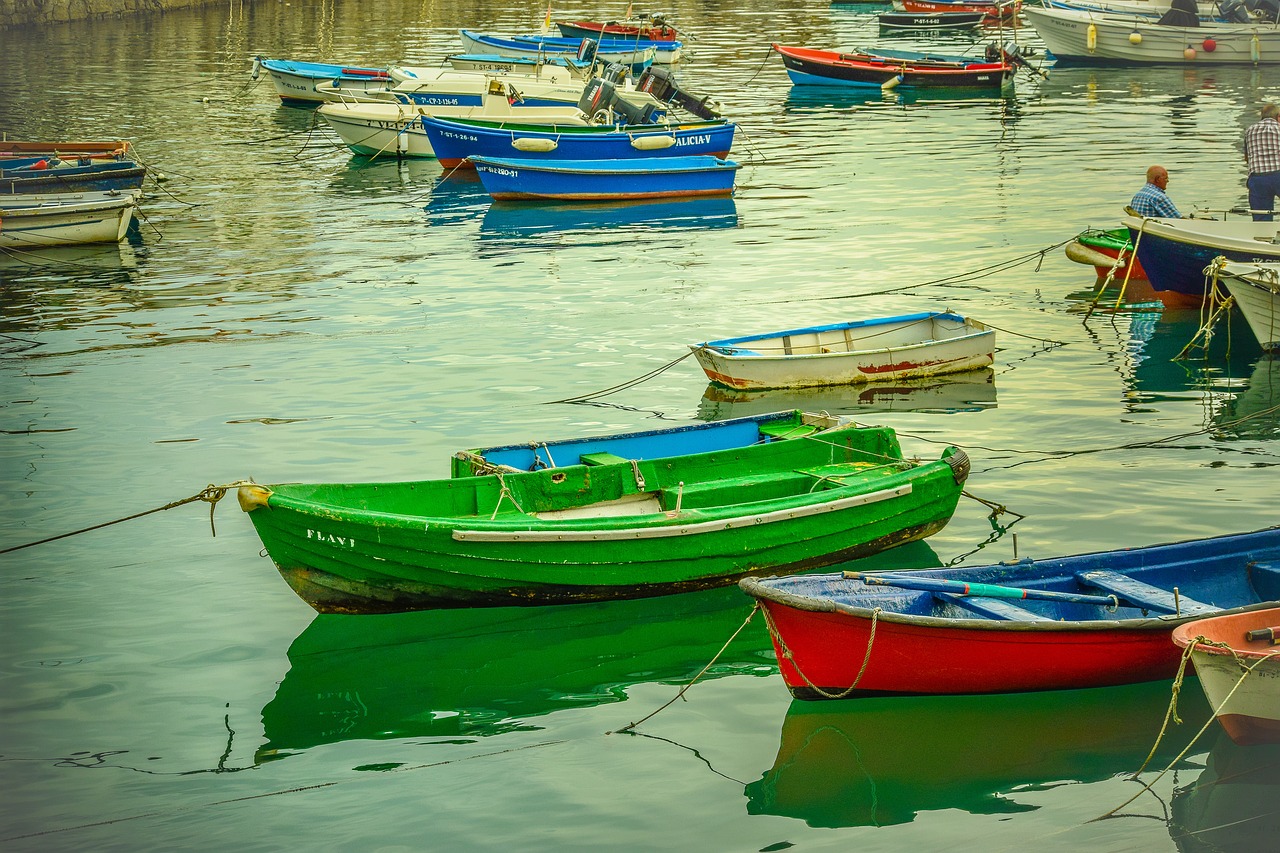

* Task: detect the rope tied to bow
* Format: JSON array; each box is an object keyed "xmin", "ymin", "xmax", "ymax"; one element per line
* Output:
[
  {"xmin": 0, "ymin": 481, "xmax": 256, "ymax": 555},
  {"xmin": 762, "ymin": 602, "xmax": 882, "ymax": 700}
]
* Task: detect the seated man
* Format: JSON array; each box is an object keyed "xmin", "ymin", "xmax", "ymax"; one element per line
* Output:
[
  {"xmin": 1158, "ymin": 0, "xmax": 1200, "ymax": 25},
  {"xmin": 1129, "ymin": 165, "xmax": 1181, "ymax": 218}
]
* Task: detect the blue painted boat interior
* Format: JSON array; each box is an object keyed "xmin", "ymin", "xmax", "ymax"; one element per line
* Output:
[
  {"xmin": 755, "ymin": 527, "xmax": 1280, "ymax": 623},
  {"xmin": 699, "ymin": 311, "xmax": 958, "ymax": 347},
  {"xmin": 474, "ymin": 412, "xmax": 805, "ymax": 470}
]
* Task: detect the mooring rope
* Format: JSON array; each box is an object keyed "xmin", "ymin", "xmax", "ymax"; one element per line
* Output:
[
  {"xmin": 546, "ymin": 348, "xmax": 700, "ymax": 404},
  {"xmin": 763, "ymin": 238, "xmax": 1076, "ymax": 306},
  {"xmin": 0, "ymin": 481, "xmax": 255, "ymax": 555},
  {"xmin": 611, "ymin": 603, "xmax": 762, "ymax": 734},
  {"xmin": 762, "ymin": 602, "xmax": 882, "ymax": 700},
  {"xmin": 1092, "ymin": 638, "xmax": 1280, "ymax": 823}
]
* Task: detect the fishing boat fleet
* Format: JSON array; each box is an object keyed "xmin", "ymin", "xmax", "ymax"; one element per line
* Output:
[
  {"xmin": 15, "ymin": 6, "xmax": 1279, "ymax": 763},
  {"xmin": 227, "ymin": 10, "xmax": 1280, "ymax": 742}
]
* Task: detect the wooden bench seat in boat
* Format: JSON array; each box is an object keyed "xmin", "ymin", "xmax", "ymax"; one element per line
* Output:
[
  {"xmin": 758, "ymin": 421, "xmax": 821, "ymax": 440},
  {"xmin": 1249, "ymin": 560, "xmax": 1280, "ymax": 599},
  {"xmin": 579, "ymin": 451, "xmax": 632, "ymax": 466},
  {"xmin": 934, "ymin": 592, "xmax": 1047, "ymax": 621},
  {"xmin": 1074, "ymin": 570, "xmax": 1217, "ymax": 616}
]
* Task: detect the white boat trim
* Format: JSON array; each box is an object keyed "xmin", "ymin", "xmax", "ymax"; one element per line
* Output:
[{"xmin": 451, "ymin": 483, "xmax": 912, "ymax": 541}]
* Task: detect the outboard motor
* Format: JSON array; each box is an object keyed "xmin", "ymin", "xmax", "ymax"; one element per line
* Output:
[
  {"xmin": 577, "ymin": 77, "xmax": 616, "ymax": 121},
  {"xmin": 1220, "ymin": 0, "xmax": 1252, "ymax": 20},
  {"xmin": 611, "ymin": 98, "xmax": 665, "ymax": 127},
  {"xmin": 1246, "ymin": 0, "xmax": 1280, "ymax": 21},
  {"xmin": 600, "ymin": 62, "xmax": 630, "ymax": 85},
  {"xmin": 636, "ymin": 66, "xmax": 724, "ymax": 121},
  {"xmin": 576, "ymin": 38, "xmax": 599, "ymax": 65}
]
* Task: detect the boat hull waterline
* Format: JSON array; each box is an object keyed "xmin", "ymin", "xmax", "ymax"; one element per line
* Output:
[{"xmin": 239, "ymin": 425, "xmax": 970, "ymax": 613}]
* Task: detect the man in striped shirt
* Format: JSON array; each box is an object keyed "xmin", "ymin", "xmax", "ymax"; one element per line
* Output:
[
  {"xmin": 1129, "ymin": 165, "xmax": 1180, "ymax": 219},
  {"xmin": 1244, "ymin": 103, "xmax": 1280, "ymax": 222}
]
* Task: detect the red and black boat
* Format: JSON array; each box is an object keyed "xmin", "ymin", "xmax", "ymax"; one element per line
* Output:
[{"xmin": 774, "ymin": 43, "xmax": 1015, "ymax": 90}]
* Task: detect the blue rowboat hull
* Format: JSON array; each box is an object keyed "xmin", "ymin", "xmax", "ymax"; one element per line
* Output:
[
  {"xmin": 1, "ymin": 161, "xmax": 146, "ymax": 194},
  {"xmin": 459, "ymin": 30, "xmax": 657, "ymax": 75},
  {"xmin": 421, "ymin": 116, "xmax": 735, "ymax": 169},
  {"xmin": 1127, "ymin": 221, "xmax": 1280, "ymax": 302},
  {"xmin": 470, "ymin": 155, "xmax": 740, "ymax": 201}
]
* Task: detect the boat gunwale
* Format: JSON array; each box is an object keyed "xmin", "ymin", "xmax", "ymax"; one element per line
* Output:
[
  {"xmin": 470, "ymin": 155, "xmax": 740, "ymax": 177},
  {"xmin": 1123, "ymin": 216, "xmax": 1280, "ymax": 254},
  {"xmin": 258, "ymin": 454, "xmax": 948, "ymax": 534},
  {"xmin": 740, "ymin": 576, "xmax": 1280, "ymax": 633},
  {"xmin": 451, "ymin": 482, "xmax": 914, "ymax": 541}
]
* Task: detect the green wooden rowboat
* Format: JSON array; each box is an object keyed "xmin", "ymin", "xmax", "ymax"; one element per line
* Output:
[{"xmin": 238, "ymin": 423, "xmax": 971, "ymax": 613}]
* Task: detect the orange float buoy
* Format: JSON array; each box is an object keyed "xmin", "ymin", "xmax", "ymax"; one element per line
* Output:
[{"xmin": 1184, "ymin": 46, "xmax": 1196, "ymax": 60}]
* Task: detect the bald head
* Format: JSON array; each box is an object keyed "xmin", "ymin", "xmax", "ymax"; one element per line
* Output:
[
  {"xmin": 1263, "ymin": 103, "xmax": 1279, "ymax": 120},
  {"xmin": 1146, "ymin": 165, "xmax": 1169, "ymax": 189}
]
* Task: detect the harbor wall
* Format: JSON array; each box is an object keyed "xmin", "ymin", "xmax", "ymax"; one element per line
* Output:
[{"xmin": 0, "ymin": 0, "xmax": 232, "ymax": 29}]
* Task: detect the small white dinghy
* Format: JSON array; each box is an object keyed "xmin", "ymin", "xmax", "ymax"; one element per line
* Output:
[
  {"xmin": 0, "ymin": 189, "xmax": 140, "ymax": 248},
  {"xmin": 1215, "ymin": 260, "xmax": 1280, "ymax": 351},
  {"xmin": 691, "ymin": 311, "xmax": 994, "ymax": 390}
]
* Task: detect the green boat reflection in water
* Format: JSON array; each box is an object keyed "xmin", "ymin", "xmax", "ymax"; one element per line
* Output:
[
  {"xmin": 745, "ymin": 679, "xmax": 1211, "ymax": 828},
  {"xmin": 258, "ymin": 543, "xmax": 942, "ymax": 759}
]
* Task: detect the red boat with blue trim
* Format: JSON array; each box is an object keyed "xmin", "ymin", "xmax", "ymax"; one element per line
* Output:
[{"xmin": 741, "ymin": 526, "xmax": 1280, "ymax": 699}]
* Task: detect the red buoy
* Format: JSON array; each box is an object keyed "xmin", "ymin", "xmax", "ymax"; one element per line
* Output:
[{"xmin": 1203, "ymin": 38, "xmax": 1217, "ymax": 52}]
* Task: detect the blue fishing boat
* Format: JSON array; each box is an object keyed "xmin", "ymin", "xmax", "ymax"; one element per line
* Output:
[
  {"xmin": 470, "ymin": 155, "xmax": 740, "ymax": 201},
  {"xmin": 252, "ymin": 56, "xmax": 392, "ymax": 105},
  {"xmin": 1122, "ymin": 215, "xmax": 1280, "ymax": 306},
  {"xmin": 450, "ymin": 410, "xmax": 844, "ymax": 476},
  {"xmin": 421, "ymin": 114, "xmax": 735, "ymax": 169},
  {"xmin": 1, "ymin": 158, "xmax": 146, "ymax": 194},
  {"xmin": 459, "ymin": 30, "xmax": 660, "ymax": 75},
  {"xmin": 507, "ymin": 31, "xmax": 683, "ymax": 64}
]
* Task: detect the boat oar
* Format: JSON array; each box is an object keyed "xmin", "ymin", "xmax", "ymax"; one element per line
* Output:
[
  {"xmin": 842, "ymin": 572, "xmax": 1118, "ymax": 606},
  {"xmin": 1245, "ymin": 625, "xmax": 1280, "ymax": 645}
]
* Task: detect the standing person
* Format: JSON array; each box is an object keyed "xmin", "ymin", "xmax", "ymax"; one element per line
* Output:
[
  {"xmin": 1129, "ymin": 165, "xmax": 1181, "ymax": 218},
  {"xmin": 1244, "ymin": 103, "xmax": 1280, "ymax": 222}
]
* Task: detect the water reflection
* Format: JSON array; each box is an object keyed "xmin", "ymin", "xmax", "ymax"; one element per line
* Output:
[
  {"xmin": 697, "ymin": 368, "xmax": 997, "ymax": 420},
  {"xmin": 0, "ymin": 242, "xmax": 142, "ymax": 301},
  {"xmin": 783, "ymin": 84, "xmax": 1018, "ymax": 113},
  {"xmin": 745, "ymin": 680, "xmax": 1209, "ymax": 828},
  {"xmin": 258, "ymin": 585, "xmax": 772, "ymax": 758},
  {"xmin": 1170, "ymin": 734, "xmax": 1280, "ymax": 853},
  {"xmin": 478, "ymin": 195, "xmax": 740, "ymax": 240},
  {"xmin": 1212, "ymin": 355, "xmax": 1280, "ymax": 441},
  {"xmin": 257, "ymin": 542, "xmax": 940, "ymax": 759},
  {"xmin": 329, "ymin": 155, "xmax": 451, "ymax": 199}
]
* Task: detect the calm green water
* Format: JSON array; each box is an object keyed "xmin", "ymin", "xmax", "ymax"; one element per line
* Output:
[{"xmin": 2, "ymin": 1, "xmax": 1278, "ymax": 849}]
